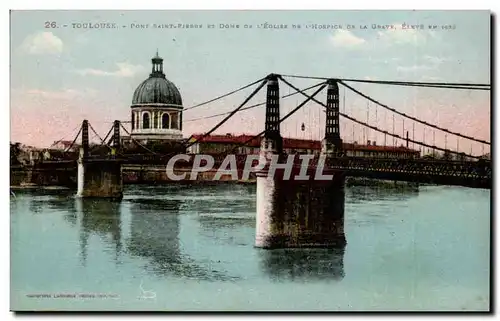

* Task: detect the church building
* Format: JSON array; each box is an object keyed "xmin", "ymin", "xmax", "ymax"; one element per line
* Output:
[{"xmin": 128, "ymin": 51, "xmax": 184, "ymax": 143}]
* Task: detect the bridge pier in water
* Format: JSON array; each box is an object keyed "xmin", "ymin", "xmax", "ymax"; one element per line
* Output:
[
  {"xmin": 255, "ymin": 76, "xmax": 346, "ymax": 249},
  {"xmin": 76, "ymin": 120, "xmax": 124, "ymax": 199}
]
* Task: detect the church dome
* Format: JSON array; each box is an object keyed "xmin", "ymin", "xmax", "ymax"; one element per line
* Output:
[
  {"xmin": 132, "ymin": 77, "xmax": 182, "ymax": 106},
  {"xmin": 131, "ymin": 52, "xmax": 183, "ymax": 107}
]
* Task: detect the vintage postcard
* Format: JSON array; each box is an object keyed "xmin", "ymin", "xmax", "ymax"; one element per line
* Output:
[{"xmin": 10, "ymin": 10, "xmax": 491, "ymax": 312}]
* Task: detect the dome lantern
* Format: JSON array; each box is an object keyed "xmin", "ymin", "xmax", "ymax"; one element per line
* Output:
[{"xmin": 150, "ymin": 49, "xmax": 165, "ymax": 78}]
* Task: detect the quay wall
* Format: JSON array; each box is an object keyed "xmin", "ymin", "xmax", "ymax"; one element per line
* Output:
[
  {"xmin": 122, "ymin": 165, "xmax": 257, "ymax": 184},
  {"xmin": 9, "ymin": 164, "xmax": 257, "ymax": 187},
  {"xmin": 10, "ymin": 164, "xmax": 416, "ymax": 188},
  {"xmin": 10, "ymin": 165, "xmax": 77, "ymax": 188}
]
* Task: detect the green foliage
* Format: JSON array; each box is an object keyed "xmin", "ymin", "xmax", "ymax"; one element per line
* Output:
[{"xmin": 10, "ymin": 143, "xmax": 21, "ymax": 165}]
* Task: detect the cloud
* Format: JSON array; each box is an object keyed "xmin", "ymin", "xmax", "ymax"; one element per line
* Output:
[
  {"xmin": 396, "ymin": 55, "xmax": 449, "ymax": 73},
  {"xmin": 74, "ymin": 34, "xmax": 89, "ymax": 45},
  {"xmin": 21, "ymin": 31, "xmax": 63, "ymax": 55},
  {"xmin": 75, "ymin": 63, "xmax": 146, "ymax": 77},
  {"xmin": 377, "ymin": 24, "xmax": 430, "ymax": 46},
  {"xmin": 420, "ymin": 75, "xmax": 442, "ymax": 81},
  {"xmin": 23, "ymin": 88, "xmax": 96, "ymax": 100},
  {"xmin": 396, "ymin": 65, "xmax": 433, "ymax": 73},
  {"xmin": 423, "ymin": 55, "xmax": 448, "ymax": 65},
  {"xmin": 428, "ymin": 30, "xmax": 439, "ymax": 40},
  {"xmin": 330, "ymin": 30, "xmax": 366, "ymax": 48}
]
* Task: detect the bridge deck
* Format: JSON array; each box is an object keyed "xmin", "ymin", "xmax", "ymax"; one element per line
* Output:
[{"xmin": 20, "ymin": 154, "xmax": 491, "ymax": 189}]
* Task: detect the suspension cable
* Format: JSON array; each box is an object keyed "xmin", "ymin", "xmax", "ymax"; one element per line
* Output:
[
  {"xmin": 339, "ymin": 81, "xmax": 490, "ymax": 145},
  {"xmin": 50, "ymin": 124, "xmax": 82, "ymax": 148},
  {"xmin": 279, "ymin": 76, "xmax": 481, "ymax": 160},
  {"xmin": 64, "ymin": 125, "xmax": 83, "ymax": 153},
  {"xmin": 88, "ymin": 123, "xmax": 113, "ymax": 149},
  {"xmin": 87, "ymin": 123, "xmax": 116, "ymax": 155},
  {"xmin": 341, "ymin": 79, "xmax": 490, "ymax": 89},
  {"xmin": 386, "ymin": 83, "xmax": 490, "ymax": 91},
  {"xmin": 220, "ymin": 82, "xmax": 327, "ymax": 155},
  {"xmin": 119, "ymin": 123, "xmax": 158, "ymax": 155},
  {"xmin": 182, "ymin": 76, "xmax": 266, "ymax": 112},
  {"xmin": 184, "ymin": 79, "xmax": 268, "ymax": 150},
  {"xmin": 281, "ymin": 74, "xmax": 490, "ymax": 88},
  {"xmin": 183, "ymin": 82, "xmax": 325, "ymax": 123},
  {"xmin": 341, "ymin": 112, "xmax": 481, "ymax": 159},
  {"xmin": 101, "ymin": 126, "xmax": 114, "ymax": 145}
]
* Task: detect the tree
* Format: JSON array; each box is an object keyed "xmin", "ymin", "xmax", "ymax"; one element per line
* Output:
[{"xmin": 10, "ymin": 143, "xmax": 22, "ymax": 165}]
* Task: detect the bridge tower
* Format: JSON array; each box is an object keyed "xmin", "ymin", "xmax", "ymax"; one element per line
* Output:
[
  {"xmin": 77, "ymin": 119, "xmax": 123, "ymax": 199},
  {"xmin": 113, "ymin": 120, "xmax": 121, "ymax": 151},
  {"xmin": 322, "ymin": 79, "xmax": 343, "ymax": 156},
  {"xmin": 255, "ymin": 75, "xmax": 346, "ymax": 249},
  {"xmin": 319, "ymin": 79, "xmax": 346, "ymax": 247},
  {"xmin": 260, "ymin": 74, "xmax": 283, "ymax": 156},
  {"xmin": 82, "ymin": 119, "xmax": 89, "ymax": 158}
]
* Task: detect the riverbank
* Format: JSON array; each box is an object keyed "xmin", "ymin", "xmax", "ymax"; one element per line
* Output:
[
  {"xmin": 10, "ymin": 177, "xmax": 417, "ymax": 190},
  {"xmin": 10, "ymin": 165, "xmax": 418, "ymax": 189},
  {"xmin": 345, "ymin": 177, "xmax": 419, "ymax": 189},
  {"xmin": 10, "ymin": 184, "xmax": 71, "ymax": 190}
]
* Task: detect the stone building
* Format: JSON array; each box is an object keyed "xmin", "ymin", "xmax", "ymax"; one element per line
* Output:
[{"xmin": 186, "ymin": 134, "xmax": 421, "ymax": 159}]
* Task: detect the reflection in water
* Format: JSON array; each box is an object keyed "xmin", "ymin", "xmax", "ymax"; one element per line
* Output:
[
  {"xmin": 26, "ymin": 189, "xmax": 74, "ymax": 213},
  {"xmin": 24, "ymin": 190, "xmax": 81, "ymax": 227},
  {"xmin": 10, "ymin": 184, "xmax": 490, "ymax": 311},
  {"xmin": 346, "ymin": 185, "xmax": 419, "ymax": 203},
  {"xmin": 188, "ymin": 185, "xmax": 256, "ymax": 243},
  {"xmin": 197, "ymin": 214, "xmax": 255, "ymax": 231},
  {"xmin": 75, "ymin": 199, "xmax": 122, "ymax": 266},
  {"xmin": 195, "ymin": 195, "xmax": 255, "ymax": 231},
  {"xmin": 127, "ymin": 198, "xmax": 239, "ymax": 281},
  {"xmin": 260, "ymin": 247, "xmax": 345, "ymax": 282},
  {"xmin": 127, "ymin": 199, "xmax": 181, "ymax": 274},
  {"xmin": 64, "ymin": 206, "xmax": 78, "ymax": 227}
]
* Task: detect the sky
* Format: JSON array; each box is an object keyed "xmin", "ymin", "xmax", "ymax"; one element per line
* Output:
[{"xmin": 10, "ymin": 10, "xmax": 491, "ymax": 155}]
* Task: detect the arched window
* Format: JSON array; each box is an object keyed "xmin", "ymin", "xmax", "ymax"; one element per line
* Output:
[
  {"xmin": 162, "ymin": 113, "xmax": 170, "ymax": 129},
  {"xmin": 131, "ymin": 113, "xmax": 135, "ymax": 130},
  {"xmin": 143, "ymin": 112, "xmax": 150, "ymax": 129},
  {"xmin": 170, "ymin": 113, "xmax": 179, "ymax": 130}
]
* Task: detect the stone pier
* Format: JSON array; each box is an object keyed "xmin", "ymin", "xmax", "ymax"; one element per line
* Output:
[
  {"xmin": 255, "ymin": 76, "xmax": 346, "ymax": 249},
  {"xmin": 255, "ymin": 166, "xmax": 346, "ymax": 248},
  {"xmin": 77, "ymin": 157, "xmax": 123, "ymax": 199},
  {"xmin": 76, "ymin": 119, "xmax": 124, "ymax": 199}
]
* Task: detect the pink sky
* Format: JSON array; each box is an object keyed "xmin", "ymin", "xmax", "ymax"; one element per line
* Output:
[
  {"xmin": 10, "ymin": 11, "xmax": 491, "ymax": 156},
  {"xmin": 10, "ymin": 83, "xmax": 491, "ymax": 156}
]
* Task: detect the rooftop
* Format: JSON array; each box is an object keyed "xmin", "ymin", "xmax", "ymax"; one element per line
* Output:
[
  {"xmin": 53, "ymin": 140, "xmax": 77, "ymax": 147},
  {"xmin": 188, "ymin": 134, "xmax": 420, "ymax": 153}
]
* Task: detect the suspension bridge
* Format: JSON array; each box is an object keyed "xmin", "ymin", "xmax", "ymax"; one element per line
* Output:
[
  {"xmin": 15, "ymin": 72, "xmax": 490, "ymax": 248},
  {"xmin": 31, "ymin": 73, "xmax": 490, "ymax": 188}
]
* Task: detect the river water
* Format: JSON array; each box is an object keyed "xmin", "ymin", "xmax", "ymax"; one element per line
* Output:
[{"xmin": 10, "ymin": 184, "xmax": 490, "ymax": 311}]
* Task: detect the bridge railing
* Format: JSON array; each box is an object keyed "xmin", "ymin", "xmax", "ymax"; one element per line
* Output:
[
  {"xmin": 81, "ymin": 153, "xmax": 491, "ymax": 181},
  {"xmin": 323, "ymin": 156, "xmax": 491, "ymax": 180}
]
